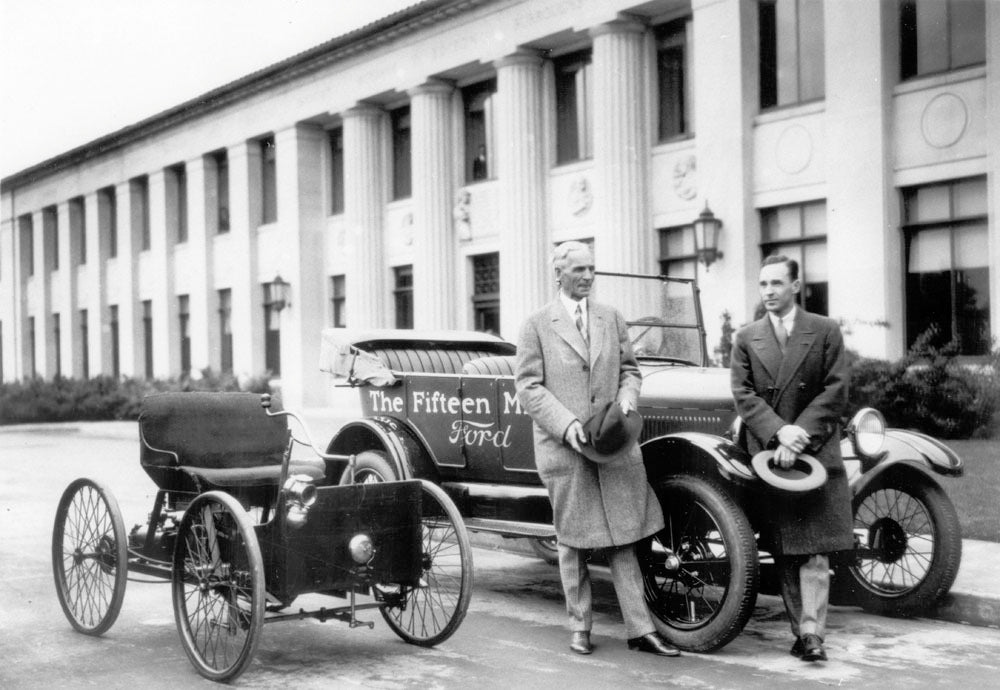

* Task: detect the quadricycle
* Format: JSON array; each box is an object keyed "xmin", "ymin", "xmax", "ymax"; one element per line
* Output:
[{"xmin": 51, "ymin": 391, "xmax": 473, "ymax": 682}]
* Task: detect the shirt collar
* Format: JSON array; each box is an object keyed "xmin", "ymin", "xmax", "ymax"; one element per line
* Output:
[
  {"xmin": 560, "ymin": 292, "xmax": 587, "ymax": 322},
  {"xmin": 768, "ymin": 305, "xmax": 797, "ymax": 333}
]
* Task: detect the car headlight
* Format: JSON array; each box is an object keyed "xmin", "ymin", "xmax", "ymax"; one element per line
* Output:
[
  {"xmin": 848, "ymin": 407, "xmax": 886, "ymax": 458},
  {"xmin": 349, "ymin": 534, "xmax": 375, "ymax": 564}
]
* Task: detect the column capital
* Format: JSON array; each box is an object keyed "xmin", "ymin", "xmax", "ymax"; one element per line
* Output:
[
  {"xmin": 588, "ymin": 14, "xmax": 647, "ymax": 40},
  {"xmin": 343, "ymin": 102, "xmax": 385, "ymax": 120},
  {"xmin": 494, "ymin": 49, "xmax": 544, "ymax": 71},
  {"xmin": 408, "ymin": 78, "xmax": 455, "ymax": 98}
]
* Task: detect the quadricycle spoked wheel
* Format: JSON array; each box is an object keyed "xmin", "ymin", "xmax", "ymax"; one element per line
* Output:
[
  {"xmin": 379, "ymin": 480, "xmax": 473, "ymax": 647},
  {"xmin": 172, "ymin": 491, "xmax": 265, "ymax": 682},
  {"xmin": 52, "ymin": 478, "xmax": 129, "ymax": 636}
]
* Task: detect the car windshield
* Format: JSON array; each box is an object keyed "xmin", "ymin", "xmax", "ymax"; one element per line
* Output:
[{"xmin": 593, "ymin": 271, "xmax": 708, "ymax": 367}]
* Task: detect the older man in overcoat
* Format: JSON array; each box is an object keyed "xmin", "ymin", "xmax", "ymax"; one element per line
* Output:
[
  {"xmin": 731, "ymin": 254, "xmax": 854, "ymax": 662},
  {"xmin": 515, "ymin": 241, "xmax": 677, "ymax": 657}
]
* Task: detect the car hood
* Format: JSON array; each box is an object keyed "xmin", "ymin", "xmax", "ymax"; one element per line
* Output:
[{"xmin": 638, "ymin": 365, "xmax": 735, "ymax": 411}]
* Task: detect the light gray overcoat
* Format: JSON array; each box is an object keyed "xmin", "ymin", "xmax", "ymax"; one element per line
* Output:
[
  {"xmin": 730, "ymin": 309, "xmax": 854, "ymax": 556},
  {"xmin": 515, "ymin": 299, "xmax": 664, "ymax": 549}
]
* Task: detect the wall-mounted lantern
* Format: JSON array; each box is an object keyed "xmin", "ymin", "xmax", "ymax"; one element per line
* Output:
[
  {"xmin": 264, "ymin": 274, "xmax": 290, "ymax": 313},
  {"xmin": 693, "ymin": 202, "xmax": 724, "ymax": 269}
]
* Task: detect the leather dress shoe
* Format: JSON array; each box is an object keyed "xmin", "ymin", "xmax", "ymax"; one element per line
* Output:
[
  {"xmin": 800, "ymin": 633, "xmax": 827, "ymax": 662},
  {"xmin": 570, "ymin": 631, "xmax": 593, "ymax": 655},
  {"xmin": 790, "ymin": 637, "xmax": 805, "ymax": 657},
  {"xmin": 627, "ymin": 632, "xmax": 680, "ymax": 657}
]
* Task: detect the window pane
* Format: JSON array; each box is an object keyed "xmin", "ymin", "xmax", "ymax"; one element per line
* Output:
[
  {"xmin": 261, "ymin": 137, "xmax": 277, "ymax": 224},
  {"xmin": 661, "ymin": 226, "xmax": 695, "ymax": 257},
  {"xmin": 329, "ymin": 128, "xmax": 344, "ymax": 214},
  {"xmin": 762, "ymin": 206, "xmax": 802, "ymax": 241},
  {"xmin": 954, "ymin": 224, "xmax": 988, "ymax": 269},
  {"xmin": 392, "ymin": 108, "xmax": 412, "ymax": 199},
  {"xmin": 464, "ymin": 81, "xmax": 496, "ymax": 182},
  {"xmin": 953, "ymin": 177, "xmax": 987, "ymax": 218},
  {"xmin": 775, "ymin": 0, "xmax": 799, "ymax": 105},
  {"xmin": 804, "ymin": 241, "xmax": 828, "ymax": 281},
  {"xmin": 950, "ymin": 0, "xmax": 985, "ymax": 68},
  {"xmin": 555, "ymin": 52, "xmax": 590, "ymax": 163},
  {"xmin": 957, "ymin": 266, "xmax": 990, "ymax": 354},
  {"xmin": 216, "ymin": 152, "xmax": 230, "ymax": 233},
  {"xmin": 906, "ymin": 183, "xmax": 950, "ymax": 223},
  {"xmin": 908, "ymin": 228, "xmax": 951, "ymax": 272},
  {"xmin": 759, "ymin": 0, "xmax": 778, "ymax": 108},
  {"xmin": 802, "ymin": 201, "xmax": 826, "ymax": 237},
  {"xmin": 916, "ymin": 0, "xmax": 949, "ymax": 75},
  {"xmin": 798, "ymin": 0, "xmax": 825, "ymax": 101},
  {"xmin": 657, "ymin": 19, "xmax": 688, "ymax": 141}
]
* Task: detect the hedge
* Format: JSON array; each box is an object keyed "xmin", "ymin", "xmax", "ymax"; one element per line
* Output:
[{"xmin": 0, "ymin": 369, "xmax": 271, "ymax": 426}]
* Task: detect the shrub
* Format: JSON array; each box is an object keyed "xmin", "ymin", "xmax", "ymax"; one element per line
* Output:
[
  {"xmin": 848, "ymin": 329, "xmax": 1000, "ymax": 439},
  {"xmin": 0, "ymin": 369, "xmax": 273, "ymax": 426}
]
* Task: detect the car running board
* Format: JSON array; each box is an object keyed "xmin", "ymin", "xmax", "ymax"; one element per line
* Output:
[{"xmin": 461, "ymin": 517, "xmax": 556, "ymax": 539}]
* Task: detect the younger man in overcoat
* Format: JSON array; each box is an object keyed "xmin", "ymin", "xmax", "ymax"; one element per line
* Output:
[{"xmin": 730, "ymin": 255, "xmax": 854, "ymax": 662}]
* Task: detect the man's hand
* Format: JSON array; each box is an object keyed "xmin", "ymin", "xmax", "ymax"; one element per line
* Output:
[
  {"xmin": 564, "ymin": 419, "xmax": 587, "ymax": 453},
  {"xmin": 774, "ymin": 444, "xmax": 798, "ymax": 469},
  {"xmin": 776, "ymin": 424, "xmax": 810, "ymax": 454},
  {"xmin": 619, "ymin": 399, "xmax": 635, "ymax": 415}
]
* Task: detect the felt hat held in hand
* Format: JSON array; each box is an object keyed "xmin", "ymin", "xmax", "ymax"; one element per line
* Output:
[
  {"xmin": 751, "ymin": 450, "xmax": 827, "ymax": 492},
  {"xmin": 579, "ymin": 401, "xmax": 643, "ymax": 464}
]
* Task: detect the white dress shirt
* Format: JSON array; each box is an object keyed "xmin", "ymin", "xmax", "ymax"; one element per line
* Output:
[
  {"xmin": 768, "ymin": 305, "xmax": 797, "ymax": 338},
  {"xmin": 560, "ymin": 293, "xmax": 588, "ymax": 330}
]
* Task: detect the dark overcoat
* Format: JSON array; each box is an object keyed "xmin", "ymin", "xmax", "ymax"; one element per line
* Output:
[
  {"xmin": 730, "ymin": 309, "xmax": 854, "ymax": 556},
  {"xmin": 515, "ymin": 299, "xmax": 664, "ymax": 549}
]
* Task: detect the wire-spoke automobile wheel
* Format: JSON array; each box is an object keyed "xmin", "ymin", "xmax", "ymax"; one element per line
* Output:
[
  {"xmin": 339, "ymin": 450, "xmax": 397, "ymax": 484},
  {"xmin": 52, "ymin": 478, "xmax": 128, "ymax": 635},
  {"xmin": 172, "ymin": 491, "xmax": 265, "ymax": 682},
  {"xmin": 840, "ymin": 473, "xmax": 961, "ymax": 616},
  {"xmin": 379, "ymin": 480, "xmax": 473, "ymax": 646},
  {"xmin": 638, "ymin": 474, "xmax": 758, "ymax": 653}
]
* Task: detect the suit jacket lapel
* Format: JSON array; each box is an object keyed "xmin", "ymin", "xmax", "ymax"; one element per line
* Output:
[
  {"xmin": 774, "ymin": 311, "xmax": 817, "ymax": 396},
  {"xmin": 548, "ymin": 300, "xmax": 589, "ymax": 362},
  {"xmin": 749, "ymin": 318, "xmax": 782, "ymax": 381},
  {"xmin": 589, "ymin": 307, "xmax": 605, "ymax": 367}
]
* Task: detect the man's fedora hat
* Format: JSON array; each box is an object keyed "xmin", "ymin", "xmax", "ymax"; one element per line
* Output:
[
  {"xmin": 751, "ymin": 450, "xmax": 827, "ymax": 492},
  {"xmin": 580, "ymin": 401, "xmax": 643, "ymax": 464}
]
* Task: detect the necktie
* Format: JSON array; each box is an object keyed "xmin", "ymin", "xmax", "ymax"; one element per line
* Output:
[
  {"xmin": 575, "ymin": 304, "xmax": 588, "ymax": 346},
  {"xmin": 774, "ymin": 317, "xmax": 788, "ymax": 354}
]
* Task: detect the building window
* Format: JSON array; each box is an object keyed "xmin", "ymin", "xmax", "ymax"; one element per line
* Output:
[
  {"xmin": 142, "ymin": 300, "xmax": 153, "ymax": 379},
  {"xmin": 72, "ymin": 197, "xmax": 86, "ymax": 265},
  {"xmin": 903, "ymin": 177, "xmax": 990, "ymax": 356},
  {"xmin": 391, "ymin": 107, "xmax": 412, "ymax": 200},
  {"xmin": 760, "ymin": 201, "xmax": 828, "ymax": 315},
  {"xmin": 19, "ymin": 215, "xmax": 33, "ymax": 277},
  {"xmin": 555, "ymin": 50, "xmax": 593, "ymax": 164},
  {"xmin": 80, "ymin": 309, "xmax": 89, "ymax": 379},
  {"xmin": 45, "ymin": 206, "xmax": 59, "ymax": 271},
  {"xmin": 472, "ymin": 253, "xmax": 500, "ymax": 335},
  {"xmin": 329, "ymin": 127, "xmax": 345, "ymax": 214},
  {"xmin": 179, "ymin": 295, "xmax": 191, "ymax": 376},
  {"xmin": 330, "ymin": 275, "xmax": 346, "ymax": 328},
  {"xmin": 463, "ymin": 80, "xmax": 496, "ymax": 183},
  {"xmin": 900, "ymin": 0, "xmax": 985, "ymax": 80},
  {"xmin": 110, "ymin": 305, "xmax": 120, "ymax": 378},
  {"xmin": 170, "ymin": 164, "xmax": 188, "ymax": 244},
  {"xmin": 101, "ymin": 187, "xmax": 117, "ymax": 258},
  {"xmin": 393, "ymin": 265, "xmax": 414, "ymax": 329},
  {"xmin": 658, "ymin": 226, "xmax": 699, "ymax": 280},
  {"xmin": 656, "ymin": 18, "xmax": 692, "ymax": 142},
  {"xmin": 759, "ymin": 0, "xmax": 825, "ymax": 109},
  {"xmin": 261, "ymin": 137, "xmax": 277, "ymax": 225},
  {"xmin": 218, "ymin": 289, "xmax": 233, "ymax": 373},
  {"xmin": 53, "ymin": 313, "xmax": 61, "ymax": 378},
  {"xmin": 134, "ymin": 176, "xmax": 151, "ymax": 251},
  {"xmin": 214, "ymin": 151, "xmax": 230, "ymax": 233},
  {"xmin": 263, "ymin": 286, "xmax": 281, "ymax": 376}
]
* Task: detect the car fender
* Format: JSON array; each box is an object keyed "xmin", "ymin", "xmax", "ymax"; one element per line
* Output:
[
  {"xmin": 848, "ymin": 457, "xmax": 947, "ymax": 499},
  {"xmin": 841, "ymin": 429, "xmax": 964, "ymax": 479},
  {"xmin": 641, "ymin": 432, "xmax": 756, "ymax": 487},
  {"xmin": 325, "ymin": 416, "xmax": 438, "ymax": 481}
]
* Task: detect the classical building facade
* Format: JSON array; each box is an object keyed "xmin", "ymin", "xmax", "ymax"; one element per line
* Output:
[{"xmin": 2, "ymin": 0, "xmax": 998, "ymax": 410}]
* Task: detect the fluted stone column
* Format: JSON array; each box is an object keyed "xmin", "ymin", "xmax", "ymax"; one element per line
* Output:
[
  {"xmin": 84, "ymin": 191, "xmax": 108, "ymax": 374},
  {"xmin": 987, "ymin": 1, "xmax": 1000, "ymax": 351},
  {"xmin": 590, "ymin": 18, "xmax": 654, "ymax": 314},
  {"xmin": 57, "ymin": 200, "xmax": 80, "ymax": 377},
  {"xmin": 409, "ymin": 80, "xmax": 456, "ymax": 329},
  {"xmin": 148, "ymin": 169, "xmax": 175, "ymax": 377},
  {"xmin": 495, "ymin": 50, "xmax": 549, "ymax": 339},
  {"xmin": 343, "ymin": 104, "xmax": 388, "ymax": 329},
  {"xmin": 227, "ymin": 141, "xmax": 264, "ymax": 378},
  {"xmin": 274, "ymin": 124, "xmax": 326, "ymax": 409},
  {"xmin": 186, "ymin": 155, "xmax": 213, "ymax": 372},
  {"xmin": 116, "ymin": 181, "xmax": 141, "ymax": 377}
]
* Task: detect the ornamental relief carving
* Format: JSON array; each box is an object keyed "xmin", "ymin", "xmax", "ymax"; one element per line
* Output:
[
  {"xmin": 921, "ymin": 92, "xmax": 968, "ymax": 149},
  {"xmin": 453, "ymin": 189, "xmax": 472, "ymax": 241},
  {"xmin": 569, "ymin": 176, "xmax": 592, "ymax": 216},
  {"xmin": 672, "ymin": 154, "xmax": 697, "ymax": 201},
  {"xmin": 775, "ymin": 124, "xmax": 813, "ymax": 175}
]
